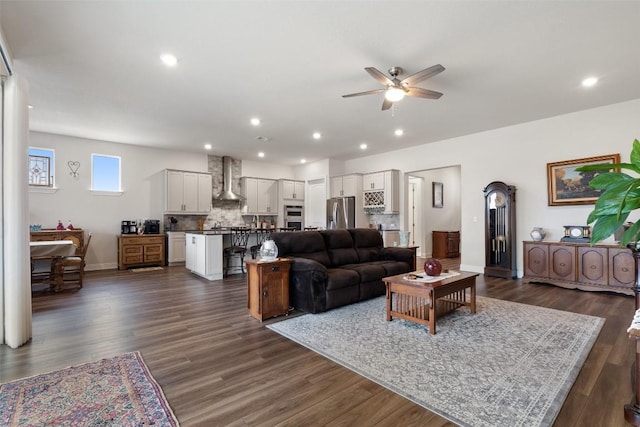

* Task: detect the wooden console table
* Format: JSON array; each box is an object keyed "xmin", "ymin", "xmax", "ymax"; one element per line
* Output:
[
  {"xmin": 522, "ymin": 241, "xmax": 634, "ymax": 295},
  {"xmin": 118, "ymin": 235, "xmax": 165, "ymax": 270}
]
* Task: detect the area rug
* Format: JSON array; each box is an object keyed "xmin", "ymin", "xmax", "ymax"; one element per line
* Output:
[
  {"xmin": 267, "ymin": 295, "xmax": 604, "ymax": 427},
  {"xmin": 0, "ymin": 352, "xmax": 179, "ymax": 426}
]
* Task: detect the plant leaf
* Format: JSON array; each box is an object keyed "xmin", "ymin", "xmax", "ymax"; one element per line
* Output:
[{"xmin": 590, "ymin": 214, "xmax": 627, "ymax": 244}]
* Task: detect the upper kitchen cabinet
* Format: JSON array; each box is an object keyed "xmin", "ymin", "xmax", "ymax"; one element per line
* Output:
[
  {"xmin": 279, "ymin": 179, "xmax": 305, "ymax": 201},
  {"xmin": 363, "ymin": 169, "xmax": 400, "ymax": 214},
  {"xmin": 330, "ymin": 174, "xmax": 362, "ymax": 198},
  {"xmin": 363, "ymin": 172, "xmax": 385, "ymax": 191},
  {"xmin": 164, "ymin": 169, "xmax": 212, "ymax": 214},
  {"xmin": 241, "ymin": 177, "xmax": 278, "ymax": 214}
]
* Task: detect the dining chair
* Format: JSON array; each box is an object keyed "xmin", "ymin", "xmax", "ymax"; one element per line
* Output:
[
  {"xmin": 224, "ymin": 227, "xmax": 250, "ymax": 276},
  {"xmin": 56, "ymin": 233, "xmax": 92, "ymax": 289},
  {"xmin": 250, "ymin": 228, "xmax": 272, "ymax": 259}
]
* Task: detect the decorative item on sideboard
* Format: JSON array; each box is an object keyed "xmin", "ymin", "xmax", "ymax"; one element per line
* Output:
[
  {"xmin": 560, "ymin": 225, "xmax": 591, "ymax": 243},
  {"xmin": 529, "ymin": 227, "xmax": 546, "ymax": 242}
]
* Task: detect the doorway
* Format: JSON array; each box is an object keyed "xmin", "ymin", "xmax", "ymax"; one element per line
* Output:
[{"xmin": 406, "ymin": 165, "xmax": 461, "ymax": 258}]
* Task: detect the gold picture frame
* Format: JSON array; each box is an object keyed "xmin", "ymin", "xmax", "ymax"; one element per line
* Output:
[{"xmin": 547, "ymin": 154, "xmax": 620, "ymax": 206}]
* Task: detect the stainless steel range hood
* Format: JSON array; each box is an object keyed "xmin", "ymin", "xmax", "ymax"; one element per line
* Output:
[{"xmin": 214, "ymin": 156, "xmax": 245, "ymax": 201}]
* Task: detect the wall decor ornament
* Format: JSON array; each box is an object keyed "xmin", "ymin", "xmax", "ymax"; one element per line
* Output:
[
  {"xmin": 546, "ymin": 154, "xmax": 620, "ymax": 206},
  {"xmin": 68, "ymin": 160, "xmax": 80, "ymax": 177},
  {"xmin": 432, "ymin": 182, "xmax": 443, "ymax": 208}
]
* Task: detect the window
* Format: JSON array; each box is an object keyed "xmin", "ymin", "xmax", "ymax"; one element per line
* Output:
[
  {"xmin": 28, "ymin": 147, "xmax": 55, "ymax": 187},
  {"xmin": 91, "ymin": 154, "xmax": 121, "ymax": 192}
]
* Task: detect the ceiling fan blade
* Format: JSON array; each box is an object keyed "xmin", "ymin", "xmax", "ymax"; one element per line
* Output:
[
  {"xmin": 382, "ymin": 98, "xmax": 393, "ymax": 111},
  {"xmin": 406, "ymin": 87, "xmax": 443, "ymax": 99},
  {"xmin": 365, "ymin": 67, "xmax": 394, "ymax": 86},
  {"xmin": 401, "ymin": 64, "xmax": 445, "ymax": 86},
  {"xmin": 342, "ymin": 88, "xmax": 387, "ymax": 98}
]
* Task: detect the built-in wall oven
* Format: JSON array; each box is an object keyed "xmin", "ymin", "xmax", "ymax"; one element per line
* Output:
[{"xmin": 284, "ymin": 205, "xmax": 304, "ymax": 230}]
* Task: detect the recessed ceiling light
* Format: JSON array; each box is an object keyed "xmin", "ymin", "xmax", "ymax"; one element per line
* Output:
[
  {"xmin": 204, "ymin": 143, "xmax": 212, "ymax": 150},
  {"xmin": 160, "ymin": 53, "xmax": 178, "ymax": 67},
  {"xmin": 360, "ymin": 143, "xmax": 368, "ymax": 150},
  {"xmin": 394, "ymin": 129, "xmax": 404, "ymax": 136},
  {"xmin": 300, "ymin": 159, "xmax": 307, "ymax": 164},
  {"xmin": 28, "ymin": 104, "xmax": 33, "ymax": 109},
  {"xmin": 258, "ymin": 152, "xmax": 265, "ymax": 158},
  {"xmin": 312, "ymin": 132, "xmax": 322, "ymax": 140},
  {"xmin": 582, "ymin": 77, "xmax": 598, "ymax": 87},
  {"xmin": 251, "ymin": 118, "xmax": 261, "ymax": 126}
]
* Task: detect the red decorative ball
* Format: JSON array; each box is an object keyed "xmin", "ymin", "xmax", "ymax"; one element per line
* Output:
[{"xmin": 424, "ymin": 258, "xmax": 443, "ymax": 276}]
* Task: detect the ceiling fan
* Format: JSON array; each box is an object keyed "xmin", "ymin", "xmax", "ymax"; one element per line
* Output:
[{"xmin": 342, "ymin": 64, "xmax": 445, "ymax": 110}]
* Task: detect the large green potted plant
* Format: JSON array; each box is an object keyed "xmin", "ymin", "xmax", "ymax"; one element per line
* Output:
[{"xmin": 576, "ymin": 139, "xmax": 640, "ymax": 246}]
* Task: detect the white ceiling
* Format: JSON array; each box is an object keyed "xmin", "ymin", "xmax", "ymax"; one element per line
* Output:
[{"xmin": 2, "ymin": 1, "xmax": 639, "ymax": 166}]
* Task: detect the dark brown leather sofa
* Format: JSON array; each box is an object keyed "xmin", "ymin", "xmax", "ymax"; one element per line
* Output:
[{"xmin": 270, "ymin": 228, "xmax": 414, "ymax": 313}]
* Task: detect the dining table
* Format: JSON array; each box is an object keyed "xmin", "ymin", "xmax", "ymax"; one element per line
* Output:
[{"xmin": 30, "ymin": 240, "xmax": 76, "ymax": 291}]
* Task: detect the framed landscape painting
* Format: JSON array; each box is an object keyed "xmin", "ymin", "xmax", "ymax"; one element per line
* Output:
[{"xmin": 547, "ymin": 154, "xmax": 620, "ymax": 206}]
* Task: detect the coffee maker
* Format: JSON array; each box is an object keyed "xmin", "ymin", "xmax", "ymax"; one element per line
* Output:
[{"xmin": 121, "ymin": 220, "xmax": 138, "ymax": 235}]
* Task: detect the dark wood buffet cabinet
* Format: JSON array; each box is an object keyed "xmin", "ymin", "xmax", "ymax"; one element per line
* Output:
[
  {"xmin": 522, "ymin": 241, "xmax": 634, "ymax": 296},
  {"xmin": 432, "ymin": 231, "xmax": 460, "ymax": 258}
]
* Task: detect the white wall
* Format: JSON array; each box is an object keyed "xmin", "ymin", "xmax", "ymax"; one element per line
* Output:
[
  {"xmin": 241, "ymin": 160, "xmax": 295, "ymax": 180},
  {"xmin": 342, "ymin": 99, "xmax": 640, "ymax": 275},
  {"xmin": 28, "ymin": 132, "xmax": 208, "ymax": 270}
]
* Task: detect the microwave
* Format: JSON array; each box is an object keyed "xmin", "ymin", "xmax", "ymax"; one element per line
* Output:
[{"xmin": 143, "ymin": 220, "xmax": 160, "ymax": 234}]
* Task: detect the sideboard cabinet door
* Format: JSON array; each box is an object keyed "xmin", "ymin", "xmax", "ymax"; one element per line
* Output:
[
  {"xmin": 578, "ymin": 246, "xmax": 608, "ymax": 286},
  {"xmin": 609, "ymin": 248, "xmax": 636, "ymax": 288},
  {"xmin": 524, "ymin": 242, "xmax": 549, "ymax": 278},
  {"xmin": 549, "ymin": 245, "xmax": 576, "ymax": 282}
]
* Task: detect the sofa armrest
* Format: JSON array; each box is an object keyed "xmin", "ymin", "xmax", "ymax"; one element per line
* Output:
[
  {"xmin": 287, "ymin": 257, "xmax": 329, "ymax": 313},
  {"xmin": 381, "ymin": 247, "xmax": 415, "ymax": 268}
]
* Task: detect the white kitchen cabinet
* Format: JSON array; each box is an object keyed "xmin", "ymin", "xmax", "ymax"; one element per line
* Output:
[
  {"xmin": 165, "ymin": 169, "xmax": 212, "ymax": 214},
  {"xmin": 167, "ymin": 231, "xmax": 186, "ymax": 265},
  {"xmin": 330, "ymin": 174, "xmax": 362, "ymax": 198},
  {"xmin": 363, "ymin": 172, "xmax": 385, "ymax": 191},
  {"xmin": 197, "ymin": 173, "xmax": 212, "ymax": 212},
  {"xmin": 185, "ymin": 233, "xmax": 223, "ymax": 281},
  {"xmin": 241, "ymin": 177, "xmax": 277, "ymax": 214},
  {"xmin": 280, "ymin": 179, "xmax": 305, "ymax": 201},
  {"xmin": 363, "ymin": 170, "xmax": 400, "ymax": 214}
]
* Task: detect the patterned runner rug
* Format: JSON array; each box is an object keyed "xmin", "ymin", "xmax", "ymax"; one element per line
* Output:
[
  {"xmin": 268, "ymin": 295, "xmax": 604, "ymax": 427},
  {"xmin": 0, "ymin": 352, "xmax": 179, "ymax": 426}
]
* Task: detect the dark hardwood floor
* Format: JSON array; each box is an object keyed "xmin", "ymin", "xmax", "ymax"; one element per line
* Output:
[{"xmin": 1, "ymin": 264, "xmax": 635, "ymax": 426}]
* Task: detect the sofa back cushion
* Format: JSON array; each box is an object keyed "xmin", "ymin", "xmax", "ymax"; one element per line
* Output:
[
  {"xmin": 270, "ymin": 231, "xmax": 331, "ymax": 266},
  {"xmin": 348, "ymin": 228, "xmax": 383, "ymax": 262},
  {"xmin": 319, "ymin": 229, "xmax": 359, "ymax": 266}
]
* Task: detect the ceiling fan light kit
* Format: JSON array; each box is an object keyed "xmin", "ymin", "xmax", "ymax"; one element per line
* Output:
[{"xmin": 343, "ymin": 64, "xmax": 445, "ymax": 111}]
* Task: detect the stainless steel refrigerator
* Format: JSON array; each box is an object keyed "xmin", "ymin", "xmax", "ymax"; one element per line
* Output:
[{"xmin": 327, "ymin": 197, "xmax": 355, "ymax": 229}]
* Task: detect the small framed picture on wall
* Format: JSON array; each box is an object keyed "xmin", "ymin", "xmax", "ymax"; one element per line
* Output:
[{"xmin": 432, "ymin": 182, "xmax": 443, "ymax": 208}]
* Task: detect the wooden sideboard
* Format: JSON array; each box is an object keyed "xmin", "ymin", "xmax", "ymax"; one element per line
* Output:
[
  {"xmin": 30, "ymin": 229, "xmax": 85, "ymax": 255},
  {"xmin": 432, "ymin": 231, "xmax": 460, "ymax": 258},
  {"xmin": 118, "ymin": 235, "xmax": 165, "ymax": 270},
  {"xmin": 522, "ymin": 241, "xmax": 635, "ymax": 296}
]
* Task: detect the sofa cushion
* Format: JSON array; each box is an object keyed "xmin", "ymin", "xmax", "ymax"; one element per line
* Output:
[
  {"xmin": 320, "ymin": 229, "xmax": 359, "ymax": 266},
  {"xmin": 348, "ymin": 228, "xmax": 384, "ymax": 262},
  {"xmin": 341, "ymin": 263, "xmax": 387, "ymax": 283},
  {"xmin": 271, "ymin": 231, "xmax": 331, "ymax": 266},
  {"xmin": 325, "ymin": 268, "xmax": 360, "ymax": 291}
]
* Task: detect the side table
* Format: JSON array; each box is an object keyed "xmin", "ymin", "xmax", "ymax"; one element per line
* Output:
[{"xmin": 246, "ymin": 258, "xmax": 292, "ymax": 321}]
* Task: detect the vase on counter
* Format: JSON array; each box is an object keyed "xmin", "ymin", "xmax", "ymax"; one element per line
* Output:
[{"xmin": 530, "ymin": 227, "xmax": 546, "ymax": 242}]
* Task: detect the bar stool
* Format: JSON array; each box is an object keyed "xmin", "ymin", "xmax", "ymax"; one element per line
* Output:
[{"xmin": 224, "ymin": 227, "xmax": 250, "ymax": 276}]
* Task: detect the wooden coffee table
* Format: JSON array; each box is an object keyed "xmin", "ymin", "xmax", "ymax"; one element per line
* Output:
[{"xmin": 383, "ymin": 271, "xmax": 479, "ymax": 334}]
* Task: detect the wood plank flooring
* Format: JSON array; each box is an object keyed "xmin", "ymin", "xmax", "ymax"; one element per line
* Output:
[{"xmin": 1, "ymin": 265, "xmax": 636, "ymax": 426}]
